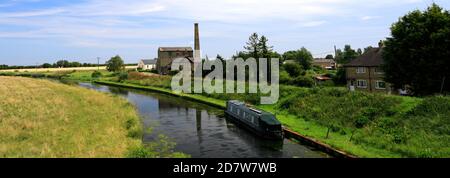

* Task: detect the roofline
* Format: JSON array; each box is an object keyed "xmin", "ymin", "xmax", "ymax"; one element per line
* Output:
[{"xmin": 343, "ymin": 64, "xmax": 382, "ymax": 67}]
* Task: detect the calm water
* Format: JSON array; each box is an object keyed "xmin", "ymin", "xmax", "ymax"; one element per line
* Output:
[{"xmin": 79, "ymin": 82, "xmax": 329, "ymax": 158}]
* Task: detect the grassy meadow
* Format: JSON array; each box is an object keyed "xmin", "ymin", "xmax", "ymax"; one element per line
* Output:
[{"xmin": 0, "ymin": 76, "xmax": 186, "ymax": 158}]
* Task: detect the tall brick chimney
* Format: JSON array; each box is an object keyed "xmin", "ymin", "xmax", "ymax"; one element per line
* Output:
[{"xmin": 194, "ymin": 23, "xmax": 200, "ymax": 61}]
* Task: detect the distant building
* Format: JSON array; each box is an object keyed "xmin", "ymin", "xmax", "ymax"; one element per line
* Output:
[
  {"xmin": 138, "ymin": 59, "xmax": 157, "ymax": 70},
  {"xmin": 313, "ymin": 58, "xmax": 336, "ymax": 70},
  {"xmin": 344, "ymin": 44, "xmax": 392, "ymax": 93},
  {"xmin": 156, "ymin": 23, "xmax": 201, "ymax": 75},
  {"xmin": 157, "ymin": 47, "xmax": 193, "ymax": 74}
]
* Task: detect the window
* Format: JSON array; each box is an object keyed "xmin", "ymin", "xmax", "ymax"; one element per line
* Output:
[
  {"xmin": 375, "ymin": 67, "xmax": 384, "ymax": 74},
  {"xmin": 357, "ymin": 80, "xmax": 368, "ymax": 88},
  {"xmin": 356, "ymin": 67, "xmax": 366, "ymax": 74},
  {"xmin": 376, "ymin": 81, "xmax": 386, "ymax": 89}
]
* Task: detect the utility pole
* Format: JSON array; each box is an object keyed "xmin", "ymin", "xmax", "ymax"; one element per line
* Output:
[
  {"xmin": 334, "ymin": 45, "xmax": 337, "ymax": 62},
  {"xmin": 97, "ymin": 57, "xmax": 100, "ymax": 71},
  {"xmin": 334, "ymin": 45, "xmax": 338, "ymax": 69}
]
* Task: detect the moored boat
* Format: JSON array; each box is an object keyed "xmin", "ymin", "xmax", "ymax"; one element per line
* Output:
[{"xmin": 225, "ymin": 100, "xmax": 284, "ymax": 140}]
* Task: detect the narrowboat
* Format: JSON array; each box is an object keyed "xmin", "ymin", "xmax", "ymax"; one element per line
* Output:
[{"xmin": 225, "ymin": 100, "xmax": 284, "ymax": 140}]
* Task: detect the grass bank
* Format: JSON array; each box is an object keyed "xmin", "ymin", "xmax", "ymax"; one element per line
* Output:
[{"xmin": 0, "ymin": 76, "xmax": 186, "ymax": 158}]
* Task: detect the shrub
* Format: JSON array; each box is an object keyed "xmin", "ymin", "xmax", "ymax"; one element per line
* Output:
[
  {"xmin": 279, "ymin": 70, "xmax": 292, "ymax": 84},
  {"xmin": 31, "ymin": 73, "xmax": 45, "ymax": 78},
  {"xmin": 333, "ymin": 68, "xmax": 347, "ymax": 85},
  {"xmin": 91, "ymin": 71, "xmax": 102, "ymax": 78},
  {"xmin": 291, "ymin": 76, "xmax": 314, "ymax": 87},
  {"xmin": 354, "ymin": 116, "xmax": 370, "ymax": 128},
  {"xmin": 118, "ymin": 72, "xmax": 128, "ymax": 82},
  {"xmin": 283, "ymin": 63, "xmax": 304, "ymax": 77},
  {"xmin": 150, "ymin": 69, "xmax": 158, "ymax": 74}
]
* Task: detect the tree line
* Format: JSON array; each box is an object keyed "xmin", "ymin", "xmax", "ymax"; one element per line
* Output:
[
  {"xmin": 0, "ymin": 60, "xmax": 103, "ymax": 70},
  {"xmin": 224, "ymin": 3, "xmax": 450, "ymax": 96}
]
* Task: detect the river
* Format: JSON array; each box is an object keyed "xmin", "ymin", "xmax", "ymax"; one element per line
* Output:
[{"xmin": 79, "ymin": 82, "xmax": 329, "ymax": 158}]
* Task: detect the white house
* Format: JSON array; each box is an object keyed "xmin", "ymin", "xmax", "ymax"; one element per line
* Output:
[{"xmin": 138, "ymin": 59, "xmax": 157, "ymax": 70}]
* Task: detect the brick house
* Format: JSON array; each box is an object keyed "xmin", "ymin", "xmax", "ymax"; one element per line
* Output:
[
  {"xmin": 156, "ymin": 47, "xmax": 193, "ymax": 75},
  {"xmin": 344, "ymin": 46, "xmax": 393, "ymax": 94}
]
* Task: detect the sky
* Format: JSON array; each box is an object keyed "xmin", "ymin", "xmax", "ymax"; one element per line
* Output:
[{"xmin": 0, "ymin": 0, "xmax": 449, "ymax": 65}]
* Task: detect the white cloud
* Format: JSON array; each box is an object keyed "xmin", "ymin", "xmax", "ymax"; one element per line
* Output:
[
  {"xmin": 0, "ymin": 0, "xmax": 426, "ymax": 49},
  {"xmin": 361, "ymin": 16, "xmax": 381, "ymax": 21}
]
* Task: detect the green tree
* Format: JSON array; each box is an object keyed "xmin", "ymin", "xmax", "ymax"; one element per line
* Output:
[
  {"xmin": 42, "ymin": 63, "xmax": 52, "ymax": 68},
  {"xmin": 56, "ymin": 60, "xmax": 69, "ymax": 68},
  {"xmin": 244, "ymin": 32, "xmax": 260, "ymax": 59},
  {"xmin": 325, "ymin": 54, "xmax": 334, "ymax": 59},
  {"xmin": 336, "ymin": 45, "xmax": 359, "ymax": 64},
  {"xmin": 333, "ymin": 68, "xmax": 347, "ymax": 85},
  {"xmin": 284, "ymin": 63, "xmax": 304, "ymax": 77},
  {"xmin": 106, "ymin": 55, "xmax": 125, "ymax": 72},
  {"xmin": 383, "ymin": 4, "xmax": 450, "ymax": 95},
  {"xmin": 259, "ymin": 35, "xmax": 273, "ymax": 59},
  {"xmin": 282, "ymin": 47, "xmax": 313, "ymax": 70},
  {"xmin": 70, "ymin": 62, "xmax": 81, "ymax": 67}
]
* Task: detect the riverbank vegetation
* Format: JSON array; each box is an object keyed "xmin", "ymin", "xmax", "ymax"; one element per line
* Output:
[
  {"xmin": 0, "ymin": 76, "xmax": 187, "ymax": 158},
  {"xmin": 19, "ymin": 69, "xmax": 445, "ymax": 158},
  {"xmin": 2, "ymin": 69, "xmax": 450, "ymax": 157}
]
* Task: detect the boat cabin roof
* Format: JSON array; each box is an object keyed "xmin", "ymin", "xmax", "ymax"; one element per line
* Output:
[{"xmin": 228, "ymin": 100, "xmax": 281, "ymax": 126}]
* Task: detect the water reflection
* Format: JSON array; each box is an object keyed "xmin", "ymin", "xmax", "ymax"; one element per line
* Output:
[{"xmin": 79, "ymin": 82, "xmax": 329, "ymax": 158}]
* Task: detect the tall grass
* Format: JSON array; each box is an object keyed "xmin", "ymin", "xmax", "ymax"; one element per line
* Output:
[{"xmin": 0, "ymin": 76, "xmax": 187, "ymax": 158}]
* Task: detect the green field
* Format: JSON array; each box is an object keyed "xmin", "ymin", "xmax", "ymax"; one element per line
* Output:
[{"xmin": 0, "ymin": 76, "xmax": 186, "ymax": 158}]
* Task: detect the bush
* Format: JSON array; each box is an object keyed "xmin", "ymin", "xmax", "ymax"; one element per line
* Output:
[
  {"xmin": 31, "ymin": 73, "xmax": 45, "ymax": 78},
  {"xmin": 291, "ymin": 76, "xmax": 314, "ymax": 87},
  {"xmin": 279, "ymin": 70, "xmax": 292, "ymax": 84},
  {"xmin": 91, "ymin": 71, "xmax": 102, "ymax": 78},
  {"xmin": 283, "ymin": 63, "xmax": 304, "ymax": 77},
  {"xmin": 333, "ymin": 68, "xmax": 347, "ymax": 85},
  {"xmin": 354, "ymin": 116, "xmax": 370, "ymax": 128},
  {"xmin": 118, "ymin": 72, "xmax": 128, "ymax": 82},
  {"xmin": 150, "ymin": 69, "xmax": 158, "ymax": 74}
]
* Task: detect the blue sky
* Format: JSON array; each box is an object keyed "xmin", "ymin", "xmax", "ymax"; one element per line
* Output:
[{"xmin": 0, "ymin": 0, "xmax": 449, "ymax": 65}]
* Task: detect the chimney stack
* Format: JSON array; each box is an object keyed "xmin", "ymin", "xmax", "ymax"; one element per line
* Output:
[
  {"xmin": 378, "ymin": 40, "xmax": 384, "ymax": 48},
  {"xmin": 194, "ymin": 23, "xmax": 201, "ymax": 61}
]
